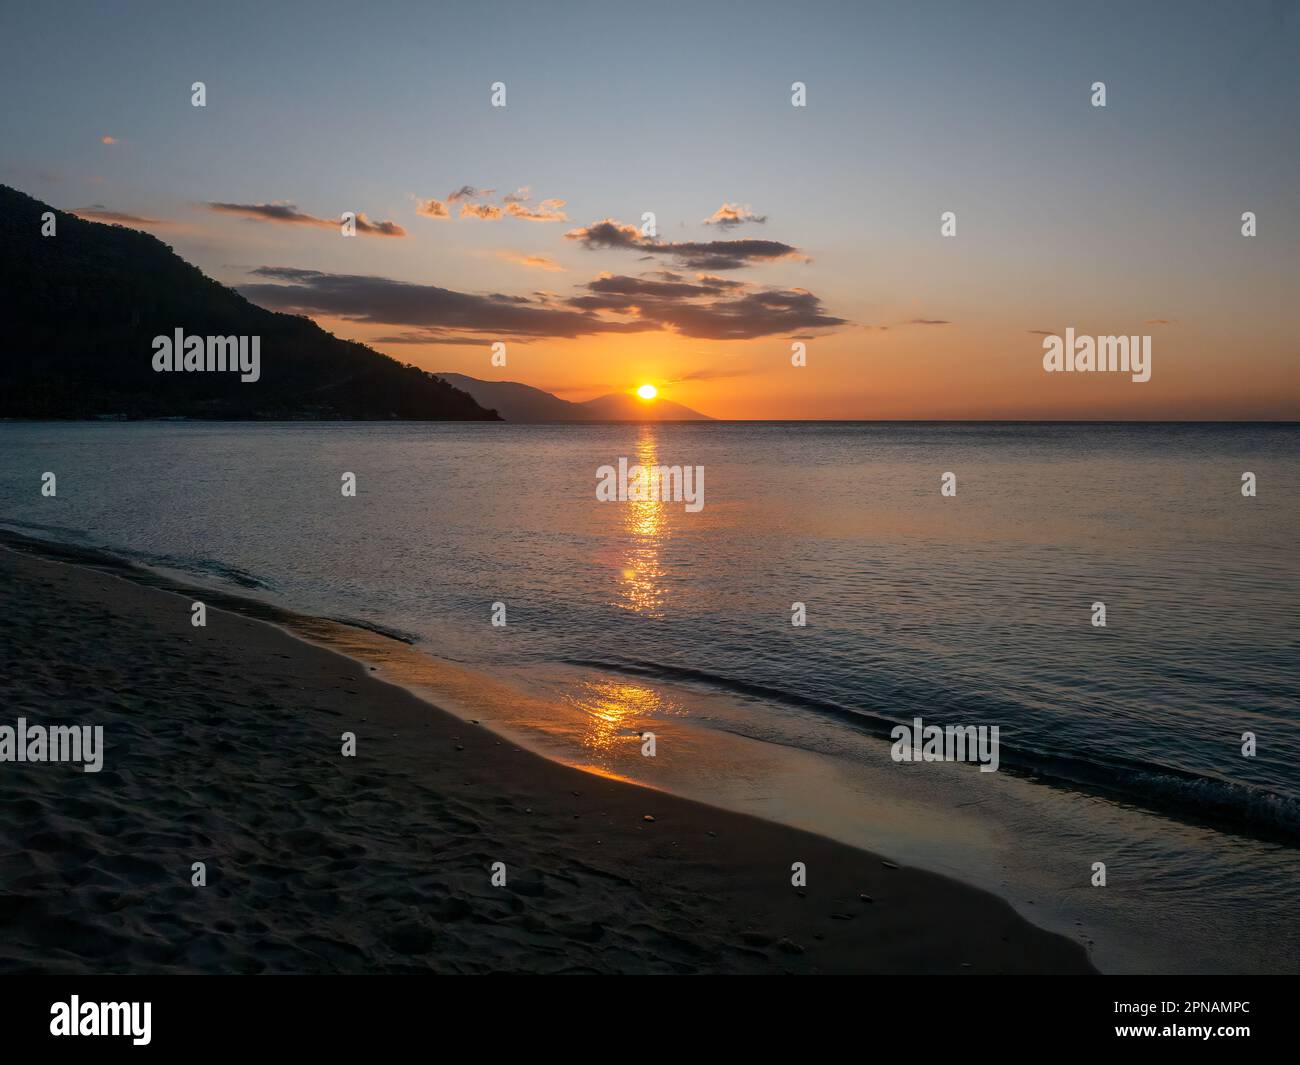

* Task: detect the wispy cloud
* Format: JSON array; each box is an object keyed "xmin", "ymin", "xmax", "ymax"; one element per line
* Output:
[
  {"xmin": 72, "ymin": 206, "xmax": 170, "ymax": 228},
  {"xmin": 499, "ymin": 252, "xmax": 566, "ymax": 272},
  {"xmin": 506, "ymin": 198, "xmax": 568, "ymax": 222},
  {"xmin": 446, "ymin": 185, "xmax": 495, "ymax": 202},
  {"xmin": 703, "ymin": 202, "xmax": 767, "ymax": 228},
  {"xmin": 206, "ymin": 201, "xmax": 405, "ymax": 236},
  {"xmin": 566, "ymin": 218, "xmax": 806, "ymax": 270},
  {"xmin": 668, "ymin": 366, "xmax": 756, "ymax": 382}
]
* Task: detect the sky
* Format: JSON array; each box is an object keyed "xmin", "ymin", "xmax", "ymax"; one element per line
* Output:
[{"xmin": 2, "ymin": 0, "xmax": 1298, "ymax": 419}]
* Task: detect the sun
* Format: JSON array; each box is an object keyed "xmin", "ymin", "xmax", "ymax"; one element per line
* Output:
[{"xmin": 636, "ymin": 383, "xmax": 658, "ymax": 400}]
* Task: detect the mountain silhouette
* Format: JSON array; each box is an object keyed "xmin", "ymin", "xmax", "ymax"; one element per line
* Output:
[
  {"xmin": 0, "ymin": 185, "xmax": 497, "ymax": 421},
  {"xmin": 436, "ymin": 373, "xmax": 713, "ymax": 422}
]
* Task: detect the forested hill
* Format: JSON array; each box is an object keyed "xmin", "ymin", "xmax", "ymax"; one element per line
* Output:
[{"xmin": 0, "ymin": 186, "xmax": 498, "ymax": 421}]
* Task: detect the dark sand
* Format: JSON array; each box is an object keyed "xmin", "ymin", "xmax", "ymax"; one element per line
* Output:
[{"xmin": 0, "ymin": 545, "xmax": 1094, "ymax": 974}]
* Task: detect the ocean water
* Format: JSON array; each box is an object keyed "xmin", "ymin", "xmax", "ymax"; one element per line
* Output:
[{"xmin": 2, "ymin": 420, "xmax": 1297, "ymax": 972}]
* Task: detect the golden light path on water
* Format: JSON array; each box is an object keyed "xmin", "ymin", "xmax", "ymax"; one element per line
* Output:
[
  {"xmin": 569, "ymin": 427, "xmax": 674, "ymax": 753},
  {"xmin": 616, "ymin": 426, "xmax": 668, "ymax": 618}
]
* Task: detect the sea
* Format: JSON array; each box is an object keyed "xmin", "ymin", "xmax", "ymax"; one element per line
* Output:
[{"xmin": 2, "ymin": 420, "xmax": 1297, "ymax": 973}]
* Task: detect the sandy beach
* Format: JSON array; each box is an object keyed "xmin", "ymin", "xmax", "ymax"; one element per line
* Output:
[{"xmin": 0, "ymin": 542, "xmax": 1093, "ymax": 974}]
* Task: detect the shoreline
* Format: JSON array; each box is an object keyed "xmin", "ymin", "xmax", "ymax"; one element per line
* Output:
[
  {"xmin": 3, "ymin": 525, "xmax": 1290, "ymax": 847},
  {"xmin": 0, "ymin": 540, "xmax": 1094, "ymax": 974}
]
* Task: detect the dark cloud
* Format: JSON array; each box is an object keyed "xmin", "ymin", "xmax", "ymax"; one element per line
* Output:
[
  {"xmin": 446, "ymin": 185, "xmax": 494, "ymax": 202},
  {"xmin": 906, "ymin": 318, "xmax": 950, "ymax": 325},
  {"xmin": 207, "ymin": 201, "xmax": 405, "ymax": 236},
  {"xmin": 585, "ymin": 274, "xmax": 738, "ymax": 299},
  {"xmin": 565, "ymin": 218, "xmax": 805, "ymax": 270},
  {"xmin": 240, "ymin": 267, "xmax": 648, "ymax": 340},
  {"xmin": 567, "ymin": 273, "xmax": 845, "ymax": 340},
  {"xmin": 240, "ymin": 264, "xmax": 844, "ymax": 343}
]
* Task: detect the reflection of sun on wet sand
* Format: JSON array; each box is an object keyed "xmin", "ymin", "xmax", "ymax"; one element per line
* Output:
[{"xmin": 569, "ymin": 678, "xmax": 665, "ymax": 754}]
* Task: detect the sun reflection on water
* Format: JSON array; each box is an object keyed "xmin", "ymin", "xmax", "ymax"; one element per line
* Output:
[{"xmin": 616, "ymin": 427, "xmax": 669, "ymax": 616}]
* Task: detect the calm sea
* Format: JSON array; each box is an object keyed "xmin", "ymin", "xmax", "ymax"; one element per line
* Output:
[{"xmin": 2, "ymin": 420, "xmax": 1297, "ymax": 972}]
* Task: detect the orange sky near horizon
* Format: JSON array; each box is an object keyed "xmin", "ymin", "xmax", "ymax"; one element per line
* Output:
[{"xmin": 323, "ymin": 313, "xmax": 1300, "ymax": 421}]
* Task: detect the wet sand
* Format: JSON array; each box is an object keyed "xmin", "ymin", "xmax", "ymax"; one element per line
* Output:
[{"xmin": 0, "ymin": 544, "xmax": 1094, "ymax": 973}]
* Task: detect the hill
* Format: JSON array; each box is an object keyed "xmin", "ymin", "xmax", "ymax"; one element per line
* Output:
[
  {"xmin": 0, "ymin": 185, "xmax": 498, "ymax": 421},
  {"xmin": 436, "ymin": 373, "xmax": 713, "ymax": 422}
]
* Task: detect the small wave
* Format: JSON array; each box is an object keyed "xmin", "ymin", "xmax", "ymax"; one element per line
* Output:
[
  {"xmin": 146, "ymin": 554, "xmax": 272, "ymax": 590},
  {"xmin": 565, "ymin": 655, "xmax": 1300, "ymax": 842},
  {"xmin": 324, "ymin": 616, "xmax": 419, "ymax": 645}
]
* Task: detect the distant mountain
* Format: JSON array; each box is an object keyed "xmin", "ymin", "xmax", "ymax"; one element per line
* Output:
[
  {"xmin": 436, "ymin": 373, "xmax": 713, "ymax": 422},
  {"xmin": 576, "ymin": 392, "xmax": 713, "ymax": 421},
  {"xmin": 0, "ymin": 185, "xmax": 498, "ymax": 420}
]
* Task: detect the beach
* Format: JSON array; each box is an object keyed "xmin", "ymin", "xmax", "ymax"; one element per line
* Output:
[{"xmin": 0, "ymin": 543, "xmax": 1093, "ymax": 974}]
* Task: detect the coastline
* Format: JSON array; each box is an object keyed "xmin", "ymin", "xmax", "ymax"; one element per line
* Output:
[{"xmin": 0, "ymin": 540, "xmax": 1094, "ymax": 974}]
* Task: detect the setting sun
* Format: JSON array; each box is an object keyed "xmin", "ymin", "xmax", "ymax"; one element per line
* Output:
[{"xmin": 636, "ymin": 383, "xmax": 658, "ymax": 400}]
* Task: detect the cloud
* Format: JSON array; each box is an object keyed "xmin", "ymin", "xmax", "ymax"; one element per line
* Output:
[
  {"xmin": 425, "ymin": 187, "xmax": 566, "ymax": 222},
  {"xmin": 100, "ymin": 135, "xmax": 117, "ymax": 145},
  {"xmin": 375, "ymin": 332, "xmax": 516, "ymax": 346},
  {"xmin": 1026, "ymin": 329, "xmax": 1054, "ymax": 335},
  {"xmin": 1145, "ymin": 318, "xmax": 1174, "ymax": 325},
  {"xmin": 207, "ymin": 201, "xmax": 406, "ymax": 236},
  {"xmin": 566, "ymin": 272, "xmax": 845, "ymax": 339},
  {"xmin": 447, "ymin": 185, "xmax": 494, "ymax": 202},
  {"xmin": 906, "ymin": 318, "xmax": 950, "ymax": 325},
  {"xmin": 565, "ymin": 218, "xmax": 805, "ymax": 270},
  {"xmin": 352, "ymin": 213, "xmax": 405, "ymax": 236},
  {"xmin": 668, "ymin": 366, "xmax": 756, "ymax": 382},
  {"xmin": 500, "ymin": 252, "xmax": 565, "ymax": 272},
  {"xmin": 240, "ymin": 266, "xmax": 648, "ymax": 340},
  {"xmin": 704, "ymin": 203, "xmax": 767, "ymax": 228},
  {"xmin": 72, "ymin": 206, "xmax": 169, "ymax": 228},
  {"xmin": 506, "ymin": 198, "xmax": 568, "ymax": 222},
  {"xmin": 239, "ymin": 265, "xmax": 843, "ymax": 343}
]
